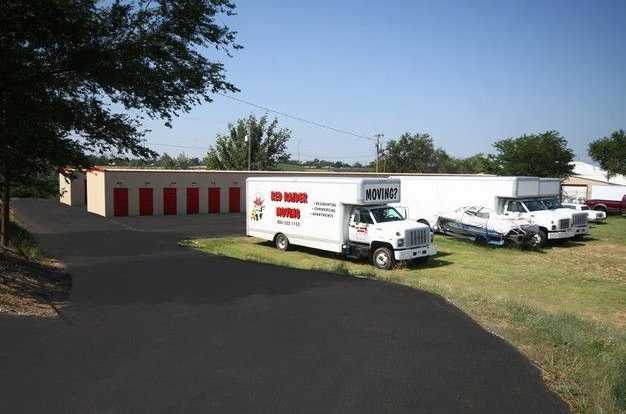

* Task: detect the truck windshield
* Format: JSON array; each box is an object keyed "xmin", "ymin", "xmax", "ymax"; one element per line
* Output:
[
  {"xmin": 542, "ymin": 198, "xmax": 561, "ymax": 209},
  {"xmin": 522, "ymin": 199, "xmax": 548, "ymax": 212},
  {"xmin": 369, "ymin": 207, "xmax": 404, "ymax": 223}
]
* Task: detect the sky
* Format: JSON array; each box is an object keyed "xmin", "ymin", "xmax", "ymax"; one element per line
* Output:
[{"xmin": 141, "ymin": 0, "xmax": 626, "ymax": 164}]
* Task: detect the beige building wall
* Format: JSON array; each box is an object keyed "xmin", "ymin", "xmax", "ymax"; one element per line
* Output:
[
  {"xmin": 86, "ymin": 170, "xmax": 107, "ymax": 216},
  {"xmin": 83, "ymin": 169, "xmax": 390, "ymax": 217},
  {"xmin": 59, "ymin": 172, "xmax": 86, "ymax": 206},
  {"xmin": 562, "ymin": 176, "xmax": 613, "ymax": 200}
]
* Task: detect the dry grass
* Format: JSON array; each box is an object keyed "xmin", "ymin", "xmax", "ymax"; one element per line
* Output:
[{"xmin": 0, "ymin": 211, "xmax": 71, "ymax": 318}]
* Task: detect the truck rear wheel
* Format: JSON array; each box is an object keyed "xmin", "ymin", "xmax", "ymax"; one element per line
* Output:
[
  {"xmin": 274, "ymin": 233, "xmax": 290, "ymax": 251},
  {"xmin": 372, "ymin": 246, "xmax": 394, "ymax": 270}
]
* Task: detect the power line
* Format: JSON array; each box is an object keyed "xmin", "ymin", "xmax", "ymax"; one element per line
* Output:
[{"xmin": 217, "ymin": 93, "xmax": 376, "ymax": 142}]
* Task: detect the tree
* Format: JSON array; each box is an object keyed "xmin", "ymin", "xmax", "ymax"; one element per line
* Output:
[
  {"xmin": 588, "ymin": 129, "xmax": 626, "ymax": 178},
  {"xmin": 382, "ymin": 133, "xmax": 450, "ymax": 173},
  {"xmin": 490, "ymin": 131, "xmax": 574, "ymax": 178},
  {"xmin": 0, "ymin": 0, "xmax": 240, "ymax": 247},
  {"xmin": 205, "ymin": 115, "xmax": 291, "ymax": 170}
]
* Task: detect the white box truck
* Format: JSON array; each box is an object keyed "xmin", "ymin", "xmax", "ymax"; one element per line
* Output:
[
  {"xmin": 391, "ymin": 175, "xmax": 588, "ymax": 246},
  {"xmin": 246, "ymin": 177, "xmax": 437, "ymax": 269}
]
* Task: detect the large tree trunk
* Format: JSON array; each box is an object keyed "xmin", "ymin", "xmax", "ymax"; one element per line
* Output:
[{"xmin": 0, "ymin": 181, "xmax": 9, "ymax": 248}]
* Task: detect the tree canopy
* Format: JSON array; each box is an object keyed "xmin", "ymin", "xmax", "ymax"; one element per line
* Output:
[
  {"xmin": 588, "ymin": 129, "xmax": 626, "ymax": 178},
  {"xmin": 490, "ymin": 131, "xmax": 574, "ymax": 178},
  {"xmin": 0, "ymin": 0, "xmax": 240, "ymax": 246},
  {"xmin": 205, "ymin": 115, "xmax": 291, "ymax": 170}
]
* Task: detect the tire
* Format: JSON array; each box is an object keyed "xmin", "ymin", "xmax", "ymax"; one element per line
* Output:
[
  {"xmin": 274, "ymin": 233, "xmax": 290, "ymax": 251},
  {"xmin": 372, "ymin": 246, "xmax": 394, "ymax": 270},
  {"xmin": 536, "ymin": 229, "xmax": 548, "ymax": 247},
  {"xmin": 474, "ymin": 236, "xmax": 488, "ymax": 246},
  {"xmin": 594, "ymin": 206, "xmax": 607, "ymax": 214}
]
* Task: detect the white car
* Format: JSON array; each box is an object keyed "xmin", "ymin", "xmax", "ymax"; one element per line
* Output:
[
  {"xmin": 561, "ymin": 203, "xmax": 606, "ymax": 223},
  {"xmin": 435, "ymin": 206, "xmax": 541, "ymax": 247}
]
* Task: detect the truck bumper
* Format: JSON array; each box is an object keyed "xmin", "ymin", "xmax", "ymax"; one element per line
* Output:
[
  {"xmin": 574, "ymin": 225, "xmax": 589, "ymax": 235},
  {"xmin": 548, "ymin": 228, "xmax": 576, "ymax": 240},
  {"xmin": 394, "ymin": 245, "xmax": 437, "ymax": 261}
]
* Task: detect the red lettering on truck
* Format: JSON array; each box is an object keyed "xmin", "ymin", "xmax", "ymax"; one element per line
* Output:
[{"xmin": 276, "ymin": 207, "xmax": 301, "ymax": 219}]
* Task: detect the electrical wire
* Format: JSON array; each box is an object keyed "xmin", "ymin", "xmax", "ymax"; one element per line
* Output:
[{"xmin": 217, "ymin": 93, "xmax": 376, "ymax": 142}]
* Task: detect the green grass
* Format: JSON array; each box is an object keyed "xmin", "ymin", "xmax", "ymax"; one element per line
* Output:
[
  {"xmin": 184, "ymin": 215, "xmax": 626, "ymax": 413},
  {"xmin": 5, "ymin": 210, "xmax": 48, "ymax": 262}
]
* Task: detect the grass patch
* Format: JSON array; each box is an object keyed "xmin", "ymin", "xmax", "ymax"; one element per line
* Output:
[
  {"xmin": 184, "ymin": 215, "xmax": 626, "ymax": 413},
  {"xmin": 1, "ymin": 210, "xmax": 70, "ymax": 318}
]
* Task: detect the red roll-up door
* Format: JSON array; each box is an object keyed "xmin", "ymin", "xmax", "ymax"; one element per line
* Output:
[
  {"xmin": 139, "ymin": 188, "xmax": 153, "ymax": 216},
  {"xmin": 228, "ymin": 187, "xmax": 241, "ymax": 213},
  {"xmin": 208, "ymin": 187, "xmax": 220, "ymax": 214},
  {"xmin": 113, "ymin": 188, "xmax": 128, "ymax": 217},
  {"xmin": 186, "ymin": 188, "xmax": 199, "ymax": 215},
  {"xmin": 163, "ymin": 188, "xmax": 177, "ymax": 215}
]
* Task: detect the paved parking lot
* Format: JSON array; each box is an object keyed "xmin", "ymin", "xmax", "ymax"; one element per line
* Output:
[{"xmin": 0, "ymin": 199, "xmax": 567, "ymax": 413}]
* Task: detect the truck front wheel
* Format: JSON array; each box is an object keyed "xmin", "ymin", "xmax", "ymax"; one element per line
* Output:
[
  {"xmin": 372, "ymin": 246, "xmax": 394, "ymax": 270},
  {"xmin": 274, "ymin": 233, "xmax": 290, "ymax": 251},
  {"xmin": 535, "ymin": 229, "xmax": 548, "ymax": 247}
]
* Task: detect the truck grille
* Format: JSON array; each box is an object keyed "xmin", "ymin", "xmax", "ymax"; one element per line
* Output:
[
  {"xmin": 572, "ymin": 212, "xmax": 588, "ymax": 226},
  {"xmin": 559, "ymin": 218, "xmax": 571, "ymax": 229},
  {"xmin": 406, "ymin": 227, "xmax": 430, "ymax": 247}
]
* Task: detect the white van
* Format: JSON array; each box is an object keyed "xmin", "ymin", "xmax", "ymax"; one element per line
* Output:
[{"xmin": 246, "ymin": 177, "xmax": 437, "ymax": 269}]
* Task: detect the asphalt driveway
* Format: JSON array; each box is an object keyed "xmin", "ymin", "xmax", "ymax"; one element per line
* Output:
[{"xmin": 0, "ymin": 199, "xmax": 567, "ymax": 413}]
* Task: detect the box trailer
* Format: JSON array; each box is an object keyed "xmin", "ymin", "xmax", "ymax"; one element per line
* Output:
[
  {"xmin": 246, "ymin": 177, "xmax": 437, "ymax": 269},
  {"xmin": 391, "ymin": 175, "xmax": 588, "ymax": 245}
]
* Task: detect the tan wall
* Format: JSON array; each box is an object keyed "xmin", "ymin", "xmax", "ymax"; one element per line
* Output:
[
  {"xmin": 562, "ymin": 176, "xmax": 613, "ymax": 200},
  {"xmin": 90, "ymin": 170, "xmax": 390, "ymax": 217},
  {"xmin": 59, "ymin": 172, "xmax": 86, "ymax": 206},
  {"xmin": 86, "ymin": 170, "xmax": 106, "ymax": 216}
]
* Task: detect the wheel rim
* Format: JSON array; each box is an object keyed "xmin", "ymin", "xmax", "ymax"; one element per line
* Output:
[
  {"xmin": 375, "ymin": 252, "xmax": 389, "ymax": 267},
  {"xmin": 277, "ymin": 236, "xmax": 287, "ymax": 249},
  {"xmin": 530, "ymin": 234, "xmax": 542, "ymax": 247}
]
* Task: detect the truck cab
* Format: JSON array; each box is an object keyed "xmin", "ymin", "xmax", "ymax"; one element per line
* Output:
[
  {"xmin": 540, "ymin": 197, "xmax": 590, "ymax": 237},
  {"xmin": 501, "ymin": 198, "xmax": 578, "ymax": 244},
  {"xmin": 345, "ymin": 205, "xmax": 436, "ymax": 269}
]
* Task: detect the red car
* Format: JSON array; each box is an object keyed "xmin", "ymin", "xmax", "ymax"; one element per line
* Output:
[{"xmin": 585, "ymin": 194, "xmax": 626, "ymax": 214}]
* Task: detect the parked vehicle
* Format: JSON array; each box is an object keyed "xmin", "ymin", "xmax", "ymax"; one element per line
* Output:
[
  {"xmin": 435, "ymin": 206, "xmax": 541, "ymax": 247},
  {"xmin": 246, "ymin": 177, "xmax": 437, "ymax": 269},
  {"xmin": 540, "ymin": 196, "xmax": 596, "ymax": 233},
  {"xmin": 586, "ymin": 185, "xmax": 626, "ymax": 214},
  {"xmin": 560, "ymin": 202, "xmax": 606, "ymax": 223},
  {"xmin": 391, "ymin": 175, "xmax": 588, "ymax": 246}
]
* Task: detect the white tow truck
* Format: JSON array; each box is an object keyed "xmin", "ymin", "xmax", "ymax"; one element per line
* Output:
[
  {"xmin": 391, "ymin": 175, "xmax": 589, "ymax": 246},
  {"xmin": 246, "ymin": 177, "xmax": 437, "ymax": 269}
]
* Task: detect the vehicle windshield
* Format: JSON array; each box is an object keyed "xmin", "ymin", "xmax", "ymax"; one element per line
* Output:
[
  {"xmin": 369, "ymin": 207, "xmax": 404, "ymax": 223},
  {"xmin": 522, "ymin": 199, "xmax": 548, "ymax": 212},
  {"xmin": 542, "ymin": 198, "xmax": 561, "ymax": 209}
]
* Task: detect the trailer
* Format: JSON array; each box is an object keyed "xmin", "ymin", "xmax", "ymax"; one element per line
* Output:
[
  {"xmin": 391, "ymin": 175, "xmax": 588, "ymax": 246},
  {"xmin": 246, "ymin": 177, "xmax": 437, "ymax": 269}
]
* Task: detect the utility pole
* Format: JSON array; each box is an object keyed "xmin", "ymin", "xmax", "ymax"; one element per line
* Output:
[
  {"xmin": 374, "ymin": 133, "xmax": 384, "ymax": 173},
  {"xmin": 245, "ymin": 123, "xmax": 252, "ymax": 171}
]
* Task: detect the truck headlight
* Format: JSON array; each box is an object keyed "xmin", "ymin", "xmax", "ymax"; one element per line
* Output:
[
  {"xmin": 397, "ymin": 238, "xmax": 405, "ymax": 247},
  {"xmin": 551, "ymin": 225, "xmax": 556, "ymax": 230}
]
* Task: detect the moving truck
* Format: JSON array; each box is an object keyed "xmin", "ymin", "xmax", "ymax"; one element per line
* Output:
[
  {"xmin": 586, "ymin": 185, "xmax": 626, "ymax": 214},
  {"xmin": 246, "ymin": 177, "xmax": 437, "ymax": 269},
  {"xmin": 391, "ymin": 175, "xmax": 588, "ymax": 246}
]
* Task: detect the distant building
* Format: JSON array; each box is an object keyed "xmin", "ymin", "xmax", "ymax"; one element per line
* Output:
[{"xmin": 562, "ymin": 161, "xmax": 626, "ymax": 202}]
